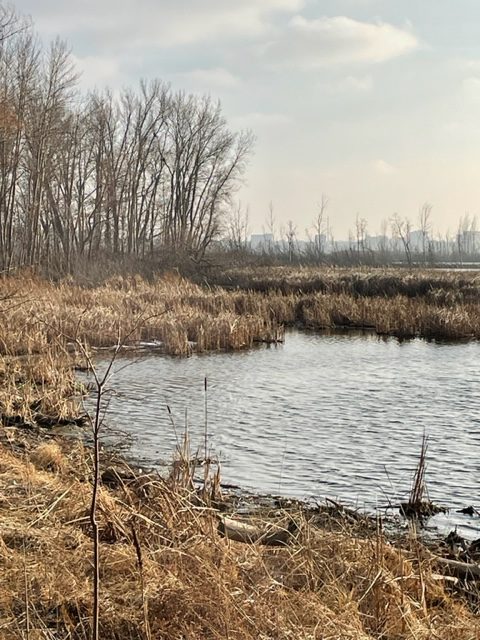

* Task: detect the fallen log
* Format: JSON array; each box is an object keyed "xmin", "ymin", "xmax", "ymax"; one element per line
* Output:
[
  {"xmin": 434, "ymin": 556, "xmax": 480, "ymax": 580},
  {"xmin": 217, "ymin": 516, "xmax": 297, "ymax": 546}
]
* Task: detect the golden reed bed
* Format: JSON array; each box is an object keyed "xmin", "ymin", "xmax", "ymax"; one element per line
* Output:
[{"xmin": 1, "ymin": 268, "xmax": 480, "ymax": 360}]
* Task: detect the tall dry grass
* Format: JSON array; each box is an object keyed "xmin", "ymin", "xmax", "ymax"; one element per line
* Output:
[
  {"xmin": 1, "ymin": 268, "xmax": 480, "ymax": 355},
  {"xmin": 0, "ymin": 430, "xmax": 479, "ymax": 640},
  {"xmin": 208, "ymin": 265, "xmax": 480, "ymax": 300},
  {"xmin": 209, "ymin": 266, "xmax": 480, "ymax": 340},
  {"xmin": 0, "ymin": 272, "xmax": 285, "ymax": 356},
  {"xmin": 0, "ymin": 349, "xmax": 81, "ymax": 430}
]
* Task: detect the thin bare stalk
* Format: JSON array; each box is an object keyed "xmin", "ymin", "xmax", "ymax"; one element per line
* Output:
[
  {"xmin": 130, "ymin": 522, "xmax": 152, "ymax": 640},
  {"xmin": 23, "ymin": 539, "xmax": 30, "ymax": 640}
]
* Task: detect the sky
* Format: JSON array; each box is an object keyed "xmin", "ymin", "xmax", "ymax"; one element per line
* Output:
[{"xmin": 12, "ymin": 0, "xmax": 480, "ymax": 239}]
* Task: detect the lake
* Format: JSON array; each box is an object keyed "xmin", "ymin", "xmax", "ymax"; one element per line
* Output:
[{"xmin": 85, "ymin": 330, "xmax": 480, "ymax": 538}]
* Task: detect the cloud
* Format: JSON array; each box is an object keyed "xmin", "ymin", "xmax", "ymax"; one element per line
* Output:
[
  {"xmin": 71, "ymin": 54, "xmax": 122, "ymax": 90},
  {"xmin": 264, "ymin": 15, "xmax": 418, "ymax": 68},
  {"xmin": 23, "ymin": 0, "xmax": 306, "ymax": 48},
  {"xmin": 462, "ymin": 76, "xmax": 480, "ymax": 101},
  {"xmin": 174, "ymin": 68, "xmax": 241, "ymax": 91},
  {"xmin": 372, "ymin": 159, "xmax": 397, "ymax": 175},
  {"xmin": 451, "ymin": 57, "xmax": 480, "ymax": 73},
  {"xmin": 328, "ymin": 74, "xmax": 373, "ymax": 92},
  {"xmin": 231, "ymin": 112, "xmax": 292, "ymax": 129}
]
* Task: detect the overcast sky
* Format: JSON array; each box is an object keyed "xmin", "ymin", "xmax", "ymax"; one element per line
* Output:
[{"xmin": 13, "ymin": 0, "xmax": 480, "ymax": 239}]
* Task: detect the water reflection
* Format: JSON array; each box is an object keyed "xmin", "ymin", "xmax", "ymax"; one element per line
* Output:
[{"xmin": 84, "ymin": 331, "xmax": 480, "ymax": 537}]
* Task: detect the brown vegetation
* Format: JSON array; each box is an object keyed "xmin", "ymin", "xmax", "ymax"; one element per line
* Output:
[
  {"xmin": 0, "ymin": 429, "xmax": 479, "ymax": 640},
  {"xmin": 2, "ymin": 268, "xmax": 480, "ymax": 357},
  {"xmin": 206, "ymin": 266, "xmax": 480, "ymax": 340},
  {"xmin": 207, "ymin": 265, "xmax": 480, "ymax": 299},
  {"xmin": 0, "ymin": 348, "xmax": 80, "ymax": 429},
  {"xmin": 0, "ymin": 271, "xmax": 284, "ymax": 357},
  {"xmin": 0, "ymin": 267, "xmax": 480, "ymax": 638}
]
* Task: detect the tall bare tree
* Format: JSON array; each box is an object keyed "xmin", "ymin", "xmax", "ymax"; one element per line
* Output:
[
  {"xmin": 391, "ymin": 213, "xmax": 412, "ymax": 265},
  {"xmin": 312, "ymin": 193, "xmax": 328, "ymax": 259},
  {"xmin": 227, "ymin": 201, "xmax": 250, "ymax": 252},
  {"xmin": 418, "ymin": 202, "xmax": 432, "ymax": 264},
  {"xmin": 0, "ymin": 4, "xmax": 254, "ymax": 273}
]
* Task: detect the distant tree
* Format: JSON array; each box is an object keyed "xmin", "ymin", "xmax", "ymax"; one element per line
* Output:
[
  {"xmin": 227, "ymin": 201, "xmax": 250, "ymax": 252},
  {"xmin": 418, "ymin": 202, "xmax": 432, "ymax": 264},
  {"xmin": 391, "ymin": 213, "xmax": 412, "ymax": 265},
  {"xmin": 377, "ymin": 218, "xmax": 390, "ymax": 261},
  {"xmin": 312, "ymin": 193, "xmax": 328, "ymax": 258},
  {"xmin": 355, "ymin": 214, "xmax": 368, "ymax": 258},
  {"xmin": 264, "ymin": 200, "xmax": 276, "ymax": 244},
  {"xmin": 285, "ymin": 220, "xmax": 297, "ymax": 262}
]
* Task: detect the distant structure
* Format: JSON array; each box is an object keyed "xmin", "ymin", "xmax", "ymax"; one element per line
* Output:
[
  {"xmin": 250, "ymin": 233, "xmax": 274, "ymax": 252},
  {"xmin": 242, "ymin": 226, "xmax": 480, "ymax": 262},
  {"xmin": 314, "ymin": 233, "xmax": 328, "ymax": 252}
]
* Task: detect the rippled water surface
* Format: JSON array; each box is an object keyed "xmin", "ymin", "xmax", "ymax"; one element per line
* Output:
[{"xmin": 89, "ymin": 331, "xmax": 480, "ymax": 537}]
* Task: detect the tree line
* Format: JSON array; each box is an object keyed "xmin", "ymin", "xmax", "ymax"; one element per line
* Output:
[
  {"xmin": 226, "ymin": 198, "xmax": 480, "ymax": 267},
  {"xmin": 0, "ymin": 5, "xmax": 253, "ymax": 274}
]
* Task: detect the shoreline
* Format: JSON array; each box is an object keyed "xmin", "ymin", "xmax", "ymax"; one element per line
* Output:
[{"xmin": 2, "ymin": 385, "xmax": 480, "ymax": 638}]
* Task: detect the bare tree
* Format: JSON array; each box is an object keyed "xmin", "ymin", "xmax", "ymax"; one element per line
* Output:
[
  {"xmin": 0, "ymin": 5, "xmax": 255, "ymax": 273},
  {"xmin": 0, "ymin": 4, "xmax": 29, "ymax": 47},
  {"xmin": 312, "ymin": 193, "xmax": 328, "ymax": 259},
  {"xmin": 162, "ymin": 94, "xmax": 254, "ymax": 260},
  {"xmin": 264, "ymin": 201, "xmax": 276, "ymax": 241},
  {"xmin": 227, "ymin": 201, "xmax": 250, "ymax": 251},
  {"xmin": 0, "ymin": 22, "xmax": 38, "ymax": 270},
  {"xmin": 377, "ymin": 218, "xmax": 390, "ymax": 261},
  {"xmin": 285, "ymin": 220, "xmax": 297, "ymax": 262},
  {"xmin": 391, "ymin": 213, "xmax": 412, "ymax": 265},
  {"xmin": 22, "ymin": 38, "xmax": 78, "ymax": 266},
  {"xmin": 355, "ymin": 214, "xmax": 368, "ymax": 258},
  {"xmin": 418, "ymin": 202, "xmax": 432, "ymax": 264}
]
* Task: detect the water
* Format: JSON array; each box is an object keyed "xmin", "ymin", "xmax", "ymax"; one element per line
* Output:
[{"xmin": 84, "ymin": 331, "xmax": 480, "ymax": 538}]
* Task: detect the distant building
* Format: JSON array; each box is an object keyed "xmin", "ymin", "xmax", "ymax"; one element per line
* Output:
[
  {"xmin": 250, "ymin": 233, "xmax": 274, "ymax": 252},
  {"xmin": 408, "ymin": 230, "xmax": 425, "ymax": 252},
  {"xmin": 314, "ymin": 233, "xmax": 328, "ymax": 252},
  {"xmin": 456, "ymin": 229, "xmax": 480, "ymax": 254},
  {"xmin": 366, "ymin": 235, "xmax": 389, "ymax": 252}
]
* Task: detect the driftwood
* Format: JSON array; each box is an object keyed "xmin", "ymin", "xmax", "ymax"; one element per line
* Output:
[
  {"xmin": 434, "ymin": 556, "xmax": 480, "ymax": 580},
  {"xmin": 218, "ymin": 516, "xmax": 296, "ymax": 546},
  {"xmin": 252, "ymin": 337, "xmax": 284, "ymax": 345},
  {"xmin": 399, "ymin": 500, "xmax": 447, "ymax": 519}
]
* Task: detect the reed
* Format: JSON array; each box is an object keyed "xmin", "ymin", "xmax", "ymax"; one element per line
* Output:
[
  {"xmin": 208, "ymin": 266, "xmax": 480, "ymax": 341},
  {"xmin": 0, "ymin": 272, "xmax": 286, "ymax": 356},
  {"xmin": 2, "ymin": 269, "xmax": 480, "ymax": 356},
  {"xmin": 207, "ymin": 265, "xmax": 480, "ymax": 300},
  {"xmin": 0, "ymin": 349, "xmax": 81, "ymax": 429},
  {"xmin": 0, "ymin": 429, "xmax": 478, "ymax": 640},
  {"xmin": 0, "ymin": 269, "xmax": 479, "ymax": 638}
]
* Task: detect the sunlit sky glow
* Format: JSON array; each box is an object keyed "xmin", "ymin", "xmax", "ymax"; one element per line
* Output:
[{"xmin": 14, "ymin": 0, "xmax": 480, "ymax": 239}]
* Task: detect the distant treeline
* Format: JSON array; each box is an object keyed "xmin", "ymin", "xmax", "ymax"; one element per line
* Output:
[
  {"xmin": 223, "ymin": 202, "xmax": 480, "ymax": 269},
  {"xmin": 0, "ymin": 5, "xmax": 252, "ymax": 275}
]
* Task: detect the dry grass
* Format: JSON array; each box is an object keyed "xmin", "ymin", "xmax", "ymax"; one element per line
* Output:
[
  {"xmin": 0, "ymin": 271, "xmax": 284, "ymax": 356},
  {"xmin": 1, "ymin": 268, "xmax": 480, "ymax": 356},
  {"xmin": 210, "ymin": 266, "xmax": 480, "ymax": 340},
  {"xmin": 0, "ymin": 349, "xmax": 81, "ymax": 430},
  {"xmin": 0, "ymin": 431, "xmax": 479, "ymax": 640},
  {"xmin": 0, "ymin": 269, "xmax": 479, "ymax": 637},
  {"xmin": 209, "ymin": 265, "xmax": 480, "ymax": 300}
]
